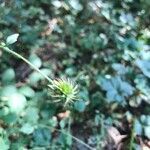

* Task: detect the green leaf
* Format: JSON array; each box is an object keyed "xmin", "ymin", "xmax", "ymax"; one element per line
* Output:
[
  {"xmin": 0, "ymin": 137, "xmax": 9, "ymax": 150},
  {"xmin": 140, "ymin": 115, "xmax": 147, "ymax": 124},
  {"xmin": 135, "ymin": 75, "xmax": 150, "ymax": 101},
  {"xmin": 0, "ymin": 107, "xmax": 9, "ymax": 117},
  {"xmin": 29, "ymin": 54, "xmax": 42, "ymax": 68},
  {"xmin": 129, "ymin": 96, "xmax": 142, "ymax": 107},
  {"xmin": 29, "ymin": 69, "xmax": 51, "ymax": 86},
  {"xmin": 140, "ymin": 115, "xmax": 150, "ymax": 126},
  {"xmin": 78, "ymin": 88, "xmax": 89, "ymax": 101},
  {"xmin": 69, "ymin": 0, "xmax": 83, "ymax": 11},
  {"xmin": 146, "ymin": 116, "xmax": 150, "ymax": 126},
  {"xmin": 7, "ymin": 93, "xmax": 27, "ymax": 114},
  {"xmin": 134, "ymin": 119, "xmax": 142, "ymax": 135},
  {"xmin": 19, "ymin": 86, "xmax": 35, "ymax": 98},
  {"xmin": 136, "ymin": 60, "xmax": 150, "ymax": 78},
  {"xmin": 101, "ymin": 76, "xmax": 134, "ymax": 103},
  {"xmin": 33, "ymin": 128, "xmax": 51, "ymax": 146},
  {"xmin": 52, "ymin": 0, "xmax": 62, "ymax": 8},
  {"xmin": 2, "ymin": 113, "xmax": 18, "ymax": 124},
  {"xmin": 0, "ymin": 128, "xmax": 9, "ymax": 150},
  {"xmin": 6, "ymin": 33, "xmax": 19, "ymax": 45},
  {"xmin": 112, "ymin": 63, "xmax": 127, "ymax": 75},
  {"xmin": 74, "ymin": 100, "xmax": 86, "ymax": 112},
  {"xmin": 65, "ymin": 67, "xmax": 76, "ymax": 76},
  {"xmin": 2, "ymin": 68, "xmax": 15, "ymax": 84},
  {"xmin": 144, "ymin": 126, "xmax": 150, "ymax": 139},
  {"xmin": 0, "ymin": 85, "xmax": 17, "ymax": 99},
  {"xmin": 20, "ymin": 123, "xmax": 34, "ymax": 135},
  {"xmin": 60, "ymin": 119, "xmax": 67, "ymax": 129},
  {"xmin": 24, "ymin": 107, "xmax": 39, "ymax": 124}
]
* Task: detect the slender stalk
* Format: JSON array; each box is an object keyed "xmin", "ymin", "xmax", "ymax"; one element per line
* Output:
[
  {"xmin": 0, "ymin": 45, "xmax": 53, "ymax": 83},
  {"xmin": 129, "ymin": 118, "xmax": 135, "ymax": 150},
  {"xmin": 39, "ymin": 124, "xmax": 94, "ymax": 150},
  {"xmin": 61, "ymin": 129, "xmax": 94, "ymax": 150}
]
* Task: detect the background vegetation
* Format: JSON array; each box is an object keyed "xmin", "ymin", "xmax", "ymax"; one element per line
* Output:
[{"xmin": 0, "ymin": 0, "xmax": 150, "ymax": 149}]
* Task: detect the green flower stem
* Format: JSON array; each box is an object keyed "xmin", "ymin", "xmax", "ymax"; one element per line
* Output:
[
  {"xmin": 129, "ymin": 118, "xmax": 135, "ymax": 150},
  {"xmin": 0, "ymin": 45, "xmax": 53, "ymax": 83},
  {"xmin": 39, "ymin": 124, "xmax": 94, "ymax": 150}
]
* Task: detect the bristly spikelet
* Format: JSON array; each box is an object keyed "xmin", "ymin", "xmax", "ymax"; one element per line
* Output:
[{"xmin": 48, "ymin": 78, "xmax": 78, "ymax": 107}]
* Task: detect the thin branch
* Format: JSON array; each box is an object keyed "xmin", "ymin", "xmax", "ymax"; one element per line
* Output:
[
  {"xmin": 129, "ymin": 118, "xmax": 135, "ymax": 150},
  {"xmin": 0, "ymin": 45, "xmax": 53, "ymax": 83},
  {"xmin": 39, "ymin": 124, "xmax": 95, "ymax": 150}
]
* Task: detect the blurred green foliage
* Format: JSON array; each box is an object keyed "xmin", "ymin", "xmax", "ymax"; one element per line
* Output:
[{"xmin": 0, "ymin": 0, "xmax": 150, "ymax": 149}]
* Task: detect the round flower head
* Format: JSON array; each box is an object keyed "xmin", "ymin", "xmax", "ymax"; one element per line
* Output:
[{"xmin": 49, "ymin": 78, "xmax": 78, "ymax": 107}]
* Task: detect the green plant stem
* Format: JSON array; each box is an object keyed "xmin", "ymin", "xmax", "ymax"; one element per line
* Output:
[
  {"xmin": 129, "ymin": 119, "xmax": 135, "ymax": 150},
  {"xmin": 0, "ymin": 45, "xmax": 53, "ymax": 83},
  {"xmin": 60, "ymin": 129, "xmax": 94, "ymax": 150},
  {"xmin": 39, "ymin": 124, "xmax": 94, "ymax": 150}
]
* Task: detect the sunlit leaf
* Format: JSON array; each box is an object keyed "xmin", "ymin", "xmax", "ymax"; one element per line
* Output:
[{"xmin": 6, "ymin": 34, "xmax": 19, "ymax": 45}]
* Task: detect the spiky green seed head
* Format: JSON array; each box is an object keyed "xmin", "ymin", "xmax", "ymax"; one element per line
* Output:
[{"xmin": 49, "ymin": 78, "xmax": 78, "ymax": 107}]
